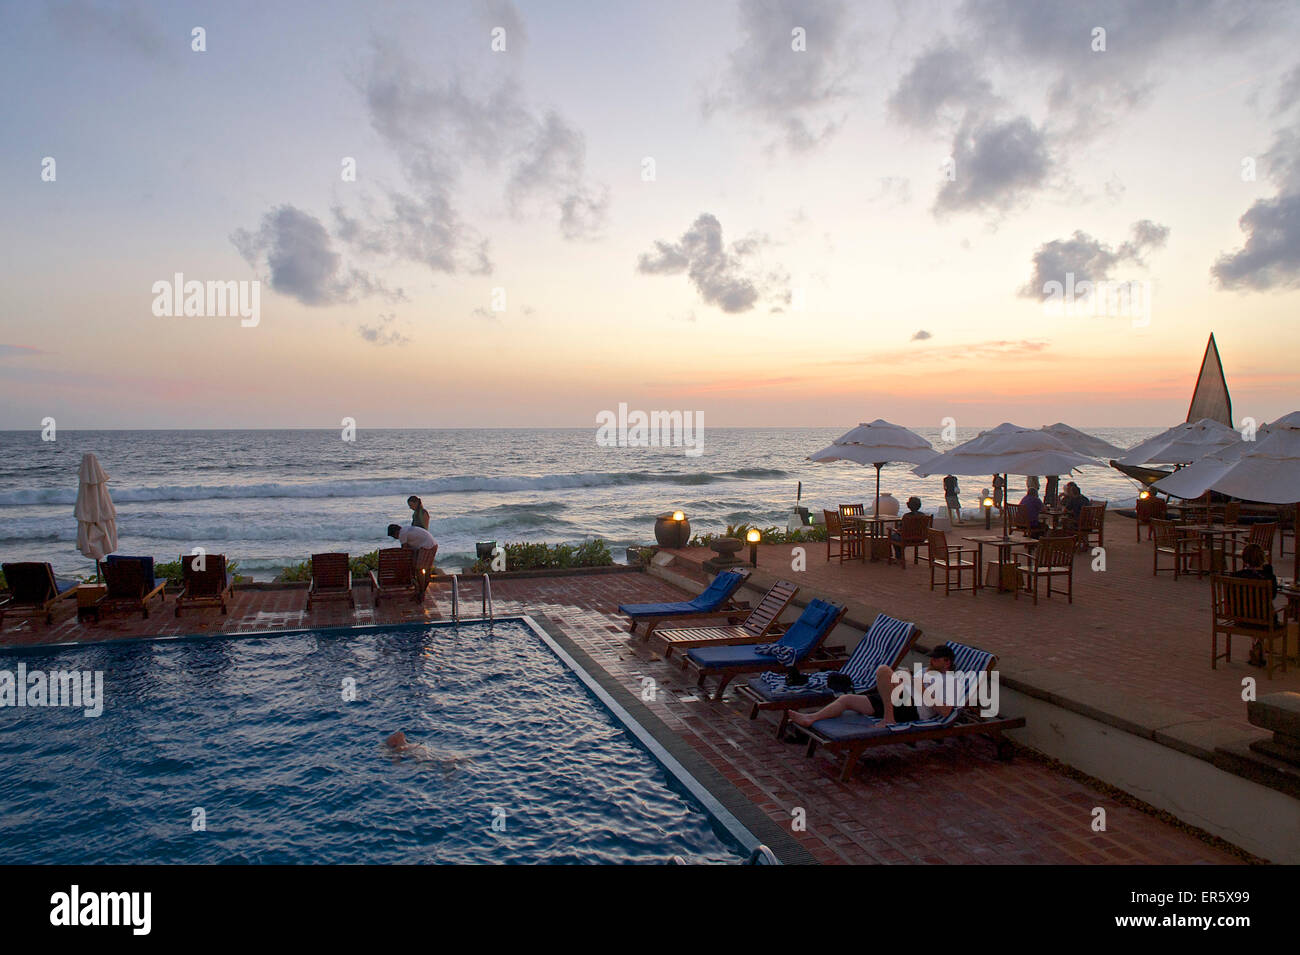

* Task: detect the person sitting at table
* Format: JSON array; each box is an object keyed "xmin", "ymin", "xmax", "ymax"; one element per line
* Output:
[
  {"xmin": 1061, "ymin": 481, "xmax": 1090, "ymax": 529},
  {"xmin": 1018, "ymin": 486, "xmax": 1044, "ymax": 538},
  {"xmin": 1232, "ymin": 543, "xmax": 1280, "ymax": 668},
  {"xmin": 890, "ymin": 496, "xmax": 925, "ymax": 559},
  {"xmin": 943, "ymin": 475, "xmax": 963, "ymax": 525}
]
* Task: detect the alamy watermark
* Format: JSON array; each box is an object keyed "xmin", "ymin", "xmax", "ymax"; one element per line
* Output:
[
  {"xmin": 1041, "ymin": 273, "xmax": 1151, "ymax": 328},
  {"xmin": 888, "ymin": 664, "xmax": 999, "ymax": 718},
  {"xmin": 151, "ymin": 272, "xmax": 260, "ymax": 327},
  {"xmin": 1, "ymin": 664, "xmax": 104, "ymax": 717},
  {"xmin": 596, "ymin": 403, "xmax": 704, "ymax": 457}
]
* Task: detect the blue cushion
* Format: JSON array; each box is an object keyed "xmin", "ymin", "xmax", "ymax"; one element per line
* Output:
[
  {"xmin": 619, "ymin": 570, "xmax": 744, "ymax": 617},
  {"xmin": 686, "ymin": 645, "xmax": 769, "ymax": 668},
  {"xmin": 811, "ymin": 712, "xmax": 892, "ymax": 741},
  {"xmin": 744, "ymin": 675, "xmax": 834, "ymax": 703},
  {"xmin": 106, "ymin": 554, "xmax": 154, "ymax": 582}
]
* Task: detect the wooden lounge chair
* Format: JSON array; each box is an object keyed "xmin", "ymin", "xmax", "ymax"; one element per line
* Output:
[
  {"xmin": 1211, "ymin": 575, "xmax": 1287, "ymax": 678},
  {"xmin": 1014, "ymin": 535, "xmax": 1075, "ymax": 604},
  {"xmin": 927, "ymin": 528, "xmax": 977, "ymax": 596},
  {"xmin": 823, "ymin": 510, "xmax": 845, "ymax": 562},
  {"xmin": 682, "ymin": 599, "xmax": 848, "ymax": 701},
  {"xmin": 618, "ymin": 569, "xmax": 751, "ymax": 639},
  {"xmin": 174, "ymin": 554, "xmax": 234, "ymax": 616},
  {"xmin": 648, "ymin": 579, "xmax": 798, "ymax": 660},
  {"xmin": 799, "ymin": 641, "xmax": 1026, "ymax": 780},
  {"xmin": 369, "ymin": 547, "xmax": 419, "ymax": 606},
  {"xmin": 894, "ymin": 512, "xmax": 932, "ymax": 568},
  {"xmin": 1075, "ymin": 501, "xmax": 1106, "ymax": 550},
  {"xmin": 1228, "ymin": 522, "xmax": 1277, "ymax": 571},
  {"xmin": 97, "ymin": 556, "xmax": 166, "ymax": 620},
  {"xmin": 0, "ymin": 562, "xmax": 79, "ymax": 626},
  {"xmin": 1152, "ymin": 519, "xmax": 1202, "ymax": 578},
  {"xmin": 736, "ymin": 614, "xmax": 920, "ymax": 737},
  {"xmin": 307, "ymin": 553, "xmax": 354, "ymax": 609}
]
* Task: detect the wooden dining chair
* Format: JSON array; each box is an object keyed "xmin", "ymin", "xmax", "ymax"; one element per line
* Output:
[
  {"xmin": 1211, "ymin": 575, "xmax": 1287, "ymax": 678},
  {"xmin": 896, "ymin": 512, "xmax": 933, "ymax": 568},
  {"xmin": 1152, "ymin": 519, "xmax": 1202, "ymax": 579},
  {"xmin": 1135, "ymin": 495, "xmax": 1166, "ymax": 541},
  {"xmin": 1228, "ymin": 522, "xmax": 1277, "ymax": 570},
  {"xmin": 926, "ymin": 529, "xmax": 978, "ymax": 596},
  {"xmin": 823, "ymin": 509, "xmax": 844, "ymax": 562},
  {"xmin": 1014, "ymin": 536, "xmax": 1076, "ymax": 605}
]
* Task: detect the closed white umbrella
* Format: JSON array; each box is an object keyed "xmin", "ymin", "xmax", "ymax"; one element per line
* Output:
[
  {"xmin": 75, "ymin": 452, "xmax": 118, "ymax": 564},
  {"xmin": 913, "ymin": 422, "xmax": 1097, "ymax": 535},
  {"xmin": 1117, "ymin": 418, "xmax": 1241, "ymax": 467},
  {"xmin": 1040, "ymin": 423, "xmax": 1127, "ymax": 458},
  {"xmin": 1152, "ymin": 411, "xmax": 1300, "ymax": 580},
  {"xmin": 809, "ymin": 419, "xmax": 935, "ymax": 515}
]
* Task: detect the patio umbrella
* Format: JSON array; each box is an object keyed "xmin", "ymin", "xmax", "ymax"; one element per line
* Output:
[
  {"xmin": 75, "ymin": 452, "xmax": 117, "ymax": 568},
  {"xmin": 1040, "ymin": 423, "xmax": 1127, "ymax": 458},
  {"xmin": 808, "ymin": 419, "xmax": 935, "ymax": 516},
  {"xmin": 1117, "ymin": 417, "xmax": 1241, "ymax": 467},
  {"xmin": 913, "ymin": 423, "xmax": 1097, "ymax": 536},
  {"xmin": 1152, "ymin": 411, "xmax": 1300, "ymax": 580}
]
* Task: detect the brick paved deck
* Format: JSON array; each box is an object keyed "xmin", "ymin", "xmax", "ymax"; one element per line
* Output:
[{"xmin": 1, "ymin": 565, "xmax": 1241, "ymax": 863}]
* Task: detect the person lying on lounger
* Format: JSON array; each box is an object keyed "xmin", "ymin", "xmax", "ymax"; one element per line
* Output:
[{"xmin": 788, "ymin": 644, "xmax": 956, "ymax": 728}]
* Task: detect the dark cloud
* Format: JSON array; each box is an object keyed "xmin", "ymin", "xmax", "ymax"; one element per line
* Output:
[
  {"xmin": 1021, "ymin": 219, "xmax": 1168, "ymax": 296},
  {"xmin": 704, "ymin": 0, "xmax": 858, "ymax": 151},
  {"xmin": 637, "ymin": 213, "xmax": 790, "ymax": 313},
  {"xmin": 911, "ymin": 329, "xmax": 932, "ymax": 341},
  {"xmin": 887, "ymin": 42, "xmax": 995, "ymax": 129},
  {"xmin": 934, "ymin": 115, "xmax": 1053, "ymax": 216},
  {"xmin": 231, "ymin": 205, "xmax": 403, "ymax": 307},
  {"xmin": 357, "ymin": 313, "xmax": 409, "ymax": 347},
  {"xmin": 334, "ymin": 40, "xmax": 608, "ymax": 272}
]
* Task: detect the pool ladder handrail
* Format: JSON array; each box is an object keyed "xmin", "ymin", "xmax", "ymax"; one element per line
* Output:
[
  {"xmin": 744, "ymin": 845, "xmax": 779, "ymax": 865},
  {"xmin": 447, "ymin": 573, "xmax": 491, "ymax": 624},
  {"xmin": 482, "ymin": 573, "xmax": 493, "ymax": 621},
  {"xmin": 450, "ymin": 574, "xmax": 459, "ymax": 623}
]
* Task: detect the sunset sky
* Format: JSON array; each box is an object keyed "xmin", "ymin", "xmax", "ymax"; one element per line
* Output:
[{"xmin": 2, "ymin": 0, "xmax": 1298, "ymax": 429}]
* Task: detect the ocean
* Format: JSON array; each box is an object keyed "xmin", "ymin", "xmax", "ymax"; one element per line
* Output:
[{"xmin": 0, "ymin": 427, "xmax": 1160, "ymax": 580}]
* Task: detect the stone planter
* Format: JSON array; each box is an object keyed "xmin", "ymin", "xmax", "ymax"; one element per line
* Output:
[{"xmin": 654, "ymin": 513, "xmax": 691, "ymax": 548}]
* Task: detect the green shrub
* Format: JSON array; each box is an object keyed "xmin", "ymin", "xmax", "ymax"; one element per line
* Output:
[
  {"xmin": 688, "ymin": 523, "xmax": 827, "ymax": 547},
  {"xmin": 468, "ymin": 538, "xmax": 614, "ymax": 574},
  {"xmin": 275, "ymin": 560, "xmax": 313, "ymax": 583},
  {"xmin": 154, "ymin": 558, "xmax": 242, "ymax": 586}
]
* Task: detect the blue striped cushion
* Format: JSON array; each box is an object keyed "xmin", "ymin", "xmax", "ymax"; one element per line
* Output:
[
  {"xmin": 758, "ymin": 612, "xmax": 913, "ymax": 694},
  {"xmin": 884, "ymin": 641, "xmax": 995, "ymax": 732}
]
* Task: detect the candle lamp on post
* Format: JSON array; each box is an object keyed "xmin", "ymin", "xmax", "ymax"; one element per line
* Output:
[{"xmin": 746, "ymin": 528, "xmax": 761, "ymax": 566}]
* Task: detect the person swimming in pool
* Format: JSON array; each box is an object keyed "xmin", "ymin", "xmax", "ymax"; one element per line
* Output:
[{"xmin": 383, "ymin": 731, "xmax": 471, "ymax": 769}]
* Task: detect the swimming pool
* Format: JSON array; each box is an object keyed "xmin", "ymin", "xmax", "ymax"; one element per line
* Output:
[{"xmin": 0, "ymin": 618, "xmax": 751, "ymax": 864}]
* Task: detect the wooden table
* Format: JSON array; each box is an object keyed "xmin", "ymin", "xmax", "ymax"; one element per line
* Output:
[
  {"xmin": 1039, "ymin": 507, "xmax": 1070, "ymax": 533},
  {"xmin": 1178, "ymin": 524, "xmax": 1244, "ymax": 576},
  {"xmin": 844, "ymin": 515, "xmax": 903, "ymax": 562},
  {"xmin": 963, "ymin": 534, "xmax": 1038, "ymax": 592}
]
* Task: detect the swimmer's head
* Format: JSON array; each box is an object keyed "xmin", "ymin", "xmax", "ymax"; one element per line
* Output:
[{"xmin": 385, "ymin": 731, "xmax": 407, "ymax": 749}]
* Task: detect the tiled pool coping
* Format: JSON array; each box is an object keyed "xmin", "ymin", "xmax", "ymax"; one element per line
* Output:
[{"xmin": 0, "ymin": 613, "xmax": 807, "ymax": 864}]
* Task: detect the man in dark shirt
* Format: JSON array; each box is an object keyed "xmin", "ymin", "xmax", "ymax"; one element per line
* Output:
[
  {"xmin": 1019, "ymin": 487, "xmax": 1043, "ymax": 537},
  {"xmin": 1062, "ymin": 481, "xmax": 1090, "ymax": 527}
]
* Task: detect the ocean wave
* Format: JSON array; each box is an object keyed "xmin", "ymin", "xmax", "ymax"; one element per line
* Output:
[{"xmin": 0, "ymin": 468, "xmax": 790, "ymax": 507}]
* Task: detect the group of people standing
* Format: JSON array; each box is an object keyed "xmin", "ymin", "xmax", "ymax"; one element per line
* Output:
[{"xmin": 942, "ymin": 474, "xmax": 1090, "ymax": 536}]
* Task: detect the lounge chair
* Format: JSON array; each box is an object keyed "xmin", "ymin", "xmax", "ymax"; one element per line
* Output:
[
  {"xmin": 175, "ymin": 554, "xmax": 234, "ymax": 616},
  {"xmin": 647, "ymin": 579, "xmax": 798, "ymax": 660},
  {"xmin": 682, "ymin": 599, "xmax": 848, "ymax": 700},
  {"xmin": 799, "ymin": 641, "xmax": 1025, "ymax": 779},
  {"xmin": 736, "ymin": 613, "xmax": 920, "ymax": 736},
  {"xmin": 618, "ymin": 569, "xmax": 750, "ymax": 638},
  {"xmin": 0, "ymin": 562, "xmax": 79, "ymax": 626},
  {"xmin": 307, "ymin": 553, "xmax": 354, "ymax": 609},
  {"xmin": 97, "ymin": 556, "xmax": 167, "ymax": 619},
  {"xmin": 370, "ymin": 547, "xmax": 418, "ymax": 606}
]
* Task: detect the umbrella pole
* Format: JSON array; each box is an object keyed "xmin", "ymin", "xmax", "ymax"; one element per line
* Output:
[
  {"xmin": 1294, "ymin": 502, "xmax": 1298, "ymax": 584},
  {"xmin": 875, "ymin": 464, "xmax": 882, "ymax": 517}
]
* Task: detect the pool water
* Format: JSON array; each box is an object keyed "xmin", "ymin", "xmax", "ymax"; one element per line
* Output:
[{"xmin": 0, "ymin": 620, "xmax": 744, "ymax": 864}]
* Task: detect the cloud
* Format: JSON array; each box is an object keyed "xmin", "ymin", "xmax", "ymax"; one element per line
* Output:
[
  {"xmin": 0, "ymin": 344, "xmax": 47, "ymax": 358},
  {"xmin": 704, "ymin": 0, "xmax": 858, "ymax": 151},
  {"xmin": 1213, "ymin": 74, "xmax": 1300, "ymax": 291},
  {"xmin": 637, "ymin": 213, "xmax": 790, "ymax": 313},
  {"xmin": 887, "ymin": 42, "xmax": 996, "ymax": 129},
  {"xmin": 478, "ymin": 0, "xmax": 527, "ymax": 51},
  {"xmin": 871, "ymin": 177, "xmax": 912, "ymax": 206},
  {"xmin": 357, "ymin": 313, "xmax": 410, "ymax": 347},
  {"xmin": 332, "ymin": 39, "xmax": 607, "ymax": 275},
  {"xmin": 934, "ymin": 115, "xmax": 1053, "ymax": 216},
  {"xmin": 231, "ymin": 205, "xmax": 403, "ymax": 306},
  {"xmin": 46, "ymin": 0, "xmax": 165, "ymax": 57},
  {"xmin": 911, "ymin": 329, "xmax": 932, "ymax": 341},
  {"xmin": 1021, "ymin": 219, "xmax": 1168, "ymax": 296}
]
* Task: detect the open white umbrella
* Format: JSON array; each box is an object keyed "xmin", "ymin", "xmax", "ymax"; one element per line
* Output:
[
  {"xmin": 1040, "ymin": 423, "xmax": 1127, "ymax": 458},
  {"xmin": 1117, "ymin": 418, "xmax": 1241, "ymax": 467},
  {"xmin": 809, "ymin": 419, "xmax": 935, "ymax": 516},
  {"xmin": 913, "ymin": 422, "xmax": 1097, "ymax": 535},
  {"xmin": 1152, "ymin": 411, "xmax": 1300, "ymax": 580},
  {"xmin": 75, "ymin": 452, "xmax": 118, "ymax": 566}
]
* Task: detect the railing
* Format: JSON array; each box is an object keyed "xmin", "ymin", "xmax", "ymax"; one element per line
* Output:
[
  {"xmin": 744, "ymin": 845, "xmax": 778, "ymax": 865},
  {"xmin": 447, "ymin": 573, "xmax": 493, "ymax": 624},
  {"xmin": 482, "ymin": 573, "xmax": 493, "ymax": 621},
  {"xmin": 450, "ymin": 574, "xmax": 459, "ymax": 623}
]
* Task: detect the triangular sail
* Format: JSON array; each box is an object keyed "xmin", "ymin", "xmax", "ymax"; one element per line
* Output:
[{"xmin": 1187, "ymin": 334, "xmax": 1233, "ymax": 427}]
